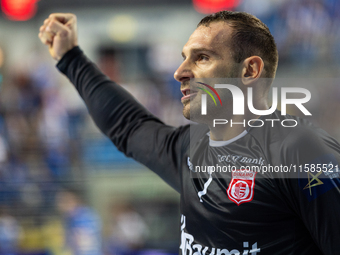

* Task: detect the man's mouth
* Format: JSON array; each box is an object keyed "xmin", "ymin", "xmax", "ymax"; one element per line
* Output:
[{"xmin": 181, "ymin": 89, "xmax": 198, "ymax": 101}]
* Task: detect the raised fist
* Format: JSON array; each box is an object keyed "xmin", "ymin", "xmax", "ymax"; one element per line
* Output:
[{"xmin": 38, "ymin": 13, "xmax": 78, "ymax": 61}]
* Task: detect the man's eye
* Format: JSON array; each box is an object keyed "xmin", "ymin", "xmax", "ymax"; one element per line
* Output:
[{"xmin": 198, "ymin": 55, "xmax": 209, "ymax": 61}]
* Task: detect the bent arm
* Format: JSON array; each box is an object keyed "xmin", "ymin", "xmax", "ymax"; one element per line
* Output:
[{"xmin": 57, "ymin": 46, "xmax": 189, "ymax": 192}]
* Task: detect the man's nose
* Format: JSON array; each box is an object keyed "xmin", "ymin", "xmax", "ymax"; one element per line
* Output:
[{"xmin": 174, "ymin": 60, "xmax": 194, "ymax": 82}]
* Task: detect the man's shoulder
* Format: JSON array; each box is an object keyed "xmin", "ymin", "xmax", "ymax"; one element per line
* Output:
[
  {"xmin": 248, "ymin": 110, "xmax": 340, "ymax": 163},
  {"xmin": 275, "ymin": 111, "xmax": 333, "ymax": 149},
  {"xmin": 249, "ymin": 110, "xmax": 326, "ymax": 144}
]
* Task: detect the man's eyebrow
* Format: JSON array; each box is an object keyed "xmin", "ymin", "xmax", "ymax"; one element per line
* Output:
[
  {"xmin": 192, "ymin": 48, "xmax": 219, "ymax": 55},
  {"xmin": 181, "ymin": 48, "xmax": 220, "ymax": 58}
]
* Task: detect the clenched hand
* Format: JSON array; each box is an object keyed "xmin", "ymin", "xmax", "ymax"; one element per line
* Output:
[{"xmin": 38, "ymin": 13, "xmax": 78, "ymax": 61}]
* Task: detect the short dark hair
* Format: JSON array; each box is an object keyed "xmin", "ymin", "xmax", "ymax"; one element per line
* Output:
[{"xmin": 198, "ymin": 11, "xmax": 278, "ymax": 79}]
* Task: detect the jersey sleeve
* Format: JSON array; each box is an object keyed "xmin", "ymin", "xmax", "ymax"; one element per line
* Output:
[
  {"xmin": 279, "ymin": 126, "xmax": 340, "ymax": 254},
  {"xmin": 56, "ymin": 46, "xmax": 190, "ymax": 192}
]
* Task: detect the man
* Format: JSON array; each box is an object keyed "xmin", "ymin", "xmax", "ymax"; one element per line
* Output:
[{"xmin": 39, "ymin": 11, "xmax": 340, "ymax": 254}]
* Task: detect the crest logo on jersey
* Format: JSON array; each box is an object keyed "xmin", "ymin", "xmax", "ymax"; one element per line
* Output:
[{"xmin": 227, "ymin": 170, "xmax": 257, "ymax": 205}]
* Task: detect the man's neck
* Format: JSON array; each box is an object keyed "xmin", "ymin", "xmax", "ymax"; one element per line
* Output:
[
  {"xmin": 208, "ymin": 106, "xmax": 267, "ymax": 141},
  {"xmin": 208, "ymin": 115, "xmax": 248, "ymax": 141}
]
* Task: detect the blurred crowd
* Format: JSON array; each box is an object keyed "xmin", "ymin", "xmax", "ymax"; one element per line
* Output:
[
  {"xmin": 0, "ymin": 0, "xmax": 339, "ymax": 254},
  {"xmin": 240, "ymin": 0, "xmax": 340, "ymax": 66}
]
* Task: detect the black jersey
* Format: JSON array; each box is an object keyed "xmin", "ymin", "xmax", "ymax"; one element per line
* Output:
[{"xmin": 57, "ymin": 47, "xmax": 340, "ymax": 255}]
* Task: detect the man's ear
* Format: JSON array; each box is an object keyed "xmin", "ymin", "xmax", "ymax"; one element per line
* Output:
[{"xmin": 241, "ymin": 56, "xmax": 264, "ymax": 86}]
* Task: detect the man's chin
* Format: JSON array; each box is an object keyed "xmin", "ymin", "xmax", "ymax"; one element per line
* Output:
[
  {"xmin": 182, "ymin": 104, "xmax": 204, "ymax": 123},
  {"xmin": 182, "ymin": 105, "xmax": 191, "ymax": 120},
  {"xmin": 183, "ymin": 113, "xmax": 190, "ymax": 120}
]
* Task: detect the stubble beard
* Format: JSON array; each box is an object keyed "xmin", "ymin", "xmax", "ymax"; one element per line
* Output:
[
  {"xmin": 182, "ymin": 89, "xmax": 234, "ymax": 125},
  {"xmin": 182, "ymin": 103, "xmax": 190, "ymax": 120},
  {"xmin": 181, "ymin": 69, "xmax": 239, "ymax": 124},
  {"xmin": 182, "ymin": 93, "xmax": 202, "ymax": 121}
]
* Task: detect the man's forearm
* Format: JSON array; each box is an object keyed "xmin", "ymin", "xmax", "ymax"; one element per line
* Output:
[{"xmin": 56, "ymin": 46, "xmax": 163, "ymax": 152}]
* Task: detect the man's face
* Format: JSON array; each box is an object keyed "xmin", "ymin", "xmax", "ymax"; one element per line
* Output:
[{"xmin": 174, "ymin": 21, "xmax": 239, "ymax": 120}]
